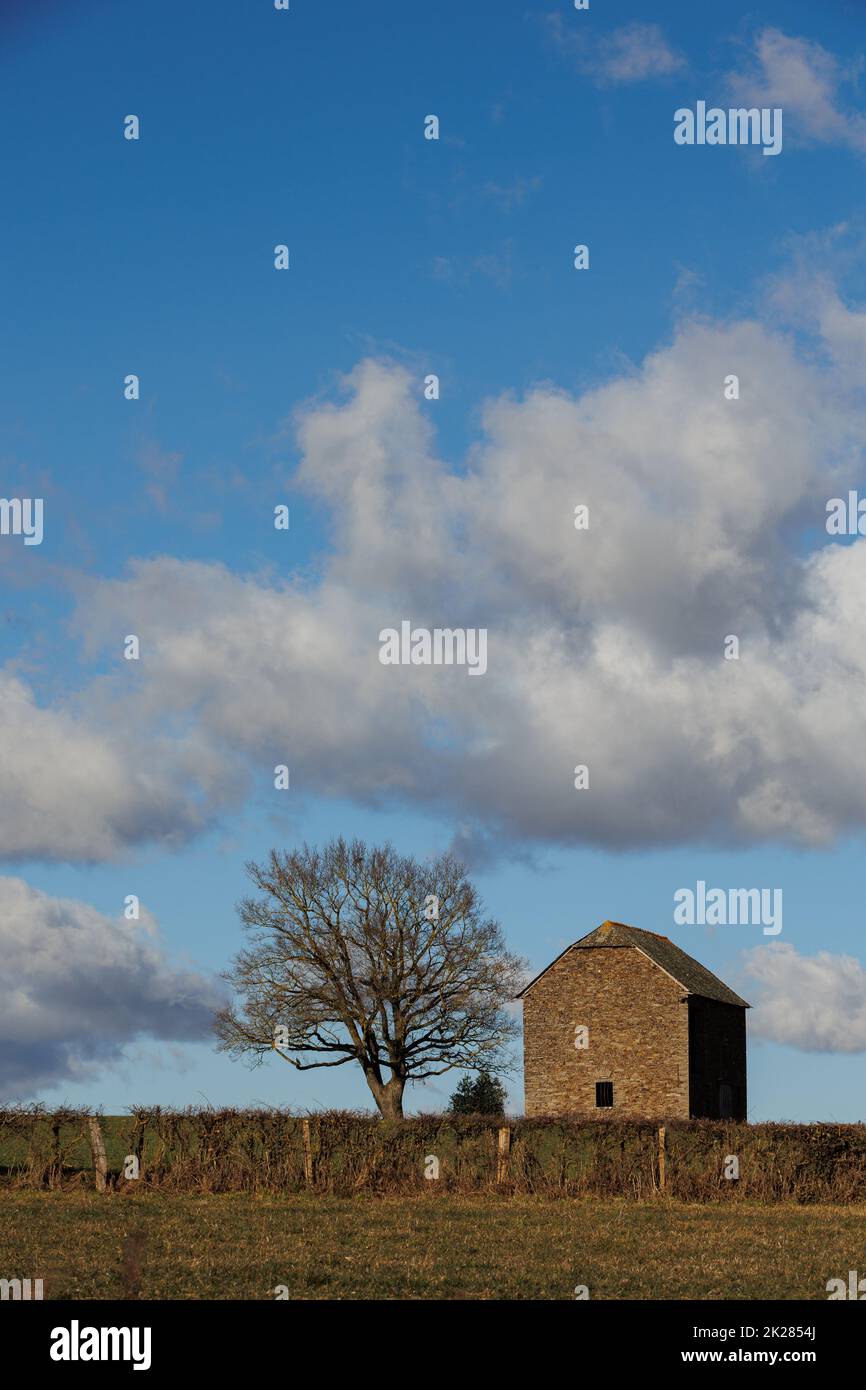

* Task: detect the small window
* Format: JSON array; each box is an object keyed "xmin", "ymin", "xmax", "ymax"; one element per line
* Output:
[
  {"xmin": 595, "ymin": 1081, "xmax": 613, "ymax": 1108},
  {"xmin": 718, "ymin": 1083, "xmax": 733, "ymax": 1118}
]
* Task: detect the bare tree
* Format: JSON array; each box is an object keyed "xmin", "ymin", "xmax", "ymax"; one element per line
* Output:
[{"xmin": 214, "ymin": 837, "xmax": 527, "ymax": 1120}]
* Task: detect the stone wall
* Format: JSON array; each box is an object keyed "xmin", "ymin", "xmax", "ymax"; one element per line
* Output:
[{"xmin": 522, "ymin": 944, "xmax": 691, "ymax": 1118}]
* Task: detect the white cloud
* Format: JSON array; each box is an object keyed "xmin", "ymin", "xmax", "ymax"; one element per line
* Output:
[
  {"xmin": 546, "ymin": 16, "xmax": 684, "ymax": 85},
  {"xmin": 728, "ymin": 28, "xmax": 866, "ymax": 155},
  {"xmin": 764, "ymin": 228, "xmax": 866, "ymax": 389},
  {"xmin": 594, "ymin": 22, "xmax": 685, "ymax": 85},
  {"xmin": 0, "ymin": 672, "xmax": 225, "ymax": 861},
  {"xmin": 0, "ymin": 877, "xmax": 224, "ymax": 1096},
  {"xmin": 4, "ymin": 258, "xmax": 866, "ymax": 860},
  {"xmin": 744, "ymin": 942, "xmax": 866, "ymax": 1052}
]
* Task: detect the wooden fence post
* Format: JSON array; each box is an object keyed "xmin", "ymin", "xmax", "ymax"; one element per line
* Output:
[
  {"xmin": 658, "ymin": 1125, "xmax": 666, "ymax": 1193},
  {"xmin": 497, "ymin": 1126, "xmax": 511, "ymax": 1183},
  {"xmin": 88, "ymin": 1115, "xmax": 109, "ymax": 1193},
  {"xmin": 302, "ymin": 1118, "xmax": 315, "ymax": 1188}
]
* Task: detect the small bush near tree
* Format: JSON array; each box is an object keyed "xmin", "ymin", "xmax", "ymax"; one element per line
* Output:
[{"xmin": 449, "ymin": 1070, "xmax": 507, "ymax": 1116}]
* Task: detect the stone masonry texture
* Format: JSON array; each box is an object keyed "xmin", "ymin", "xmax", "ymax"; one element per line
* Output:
[{"xmin": 521, "ymin": 924, "xmax": 748, "ymax": 1119}]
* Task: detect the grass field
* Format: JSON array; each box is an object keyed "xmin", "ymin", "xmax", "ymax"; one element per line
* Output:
[{"xmin": 0, "ymin": 1192, "xmax": 861, "ymax": 1299}]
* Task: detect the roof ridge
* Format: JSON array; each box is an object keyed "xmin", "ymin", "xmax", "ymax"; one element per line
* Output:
[{"xmin": 518, "ymin": 919, "xmax": 750, "ymax": 1007}]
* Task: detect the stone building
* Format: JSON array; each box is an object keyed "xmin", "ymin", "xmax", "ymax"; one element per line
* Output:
[{"xmin": 519, "ymin": 920, "xmax": 748, "ymax": 1120}]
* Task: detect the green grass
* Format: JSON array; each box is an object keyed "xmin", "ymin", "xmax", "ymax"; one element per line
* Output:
[{"xmin": 0, "ymin": 1192, "xmax": 862, "ymax": 1299}]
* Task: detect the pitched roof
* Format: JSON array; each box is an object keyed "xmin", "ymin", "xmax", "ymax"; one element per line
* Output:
[{"xmin": 518, "ymin": 920, "xmax": 749, "ymax": 1008}]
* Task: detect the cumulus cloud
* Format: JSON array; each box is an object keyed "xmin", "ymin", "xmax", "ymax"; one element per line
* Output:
[
  {"xmin": 4, "ymin": 255, "xmax": 866, "ymax": 860},
  {"xmin": 744, "ymin": 942, "xmax": 866, "ymax": 1052},
  {"xmin": 0, "ymin": 877, "xmax": 224, "ymax": 1096},
  {"xmin": 546, "ymin": 16, "xmax": 685, "ymax": 85},
  {"xmin": 765, "ymin": 228, "xmax": 866, "ymax": 390},
  {"xmin": 728, "ymin": 28, "xmax": 866, "ymax": 155},
  {"xmin": 0, "ymin": 674, "xmax": 220, "ymax": 861}
]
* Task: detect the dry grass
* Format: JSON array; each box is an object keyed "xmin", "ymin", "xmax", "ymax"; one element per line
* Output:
[{"xmin": 1, "ymin": 1191, "xmax": 863, "ymax": 1299}]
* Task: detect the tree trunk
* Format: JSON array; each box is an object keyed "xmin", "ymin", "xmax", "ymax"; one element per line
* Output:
[
  {"xmin": 379, "ymin": 1081, "xmax": 404, "ymax": 1121},
  {"xmin": 365, "ymin": 1071, "xmax": 405, "ymax": 1120}
]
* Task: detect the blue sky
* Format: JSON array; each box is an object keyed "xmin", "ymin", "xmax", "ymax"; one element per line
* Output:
[{"xmin": 3, "ymin": 0, "xmax": 866, "ymax": 1119}]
